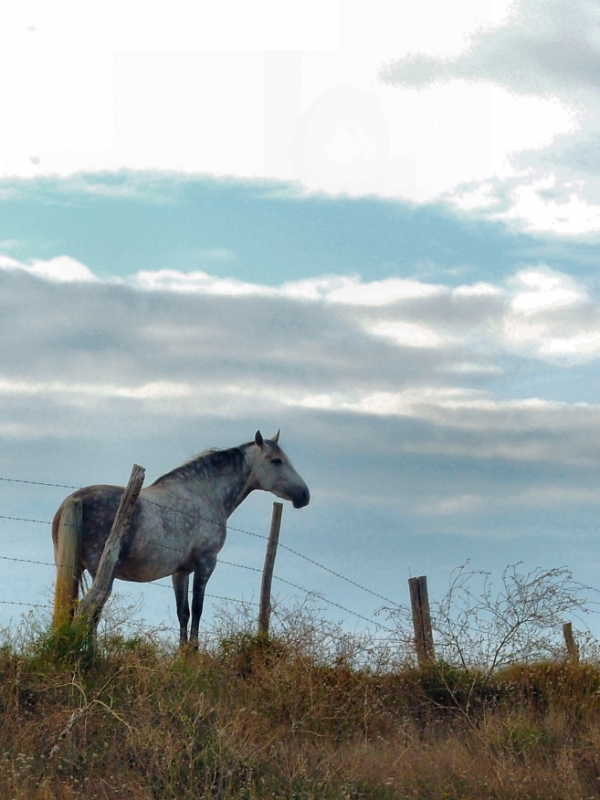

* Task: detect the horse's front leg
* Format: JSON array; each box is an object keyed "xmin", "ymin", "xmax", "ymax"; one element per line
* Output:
[
  {"xmin": 172, "ymin": 571, "xmax": 190, "ymax": 645},
  {"xmin": 190, "ymin": 556, "xmax": 217, "ymax": 648}
]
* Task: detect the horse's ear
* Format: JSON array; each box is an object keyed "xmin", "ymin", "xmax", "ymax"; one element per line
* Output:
[
  {"xmin": 271, "ymin": 429, "xmax": 280, "ymax": 443},
  {"xmin": 255, "ymin": 430, "xmax": 265, "ymax": 449}
]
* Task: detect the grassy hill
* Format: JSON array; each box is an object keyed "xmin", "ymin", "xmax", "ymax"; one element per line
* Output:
[{"xmin": 1, "ymin": 605, "xmax": 600, "ymax": 800}]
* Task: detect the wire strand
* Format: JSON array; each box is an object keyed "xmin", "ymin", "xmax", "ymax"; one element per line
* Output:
[
  {"xmin": 271, "ymin": 575, "xmax": 396, "ymax": 632},
  {"xmin": 0, "ymin": 476, "xmax": 80, "ymax": 490},
  {"xmin": 0, "ymin": 471, "xmax": 400, "ymax": 629},
  {"xmin": 0, "ymin": 472, "xmax": 396, "ymax": 604},
  {"xmin": 0, "ymin": 503, "xmax": 399, "ymax": 608},
  {"xmin": 0, "ymin": 551, "xmax": 390, "ymax": 631}
]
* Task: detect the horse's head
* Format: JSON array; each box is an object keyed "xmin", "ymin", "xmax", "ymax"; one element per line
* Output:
[{"xmin": 249, "ymin": 430, "xmax": 310, "ymax": 509}]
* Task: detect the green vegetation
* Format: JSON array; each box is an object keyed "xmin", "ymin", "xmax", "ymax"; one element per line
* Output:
[{"xmin": 2, "ymin": 603, "xmax": 600, "ymax": 800}]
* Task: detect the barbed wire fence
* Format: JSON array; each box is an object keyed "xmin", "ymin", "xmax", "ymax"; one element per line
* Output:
[{"xmin": 0, "ymin": 473, "xmax": 409, "ymax": 647}]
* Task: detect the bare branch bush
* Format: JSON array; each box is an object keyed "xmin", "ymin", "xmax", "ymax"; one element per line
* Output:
[{"xmin": 431, "ymin": 563, "xmax": 597, "ymax": 674}]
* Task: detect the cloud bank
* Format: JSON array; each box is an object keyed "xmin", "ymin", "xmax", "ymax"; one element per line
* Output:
[{"xmin": 1, "ymin": 256, "xmax": 599, "ymax": 471}]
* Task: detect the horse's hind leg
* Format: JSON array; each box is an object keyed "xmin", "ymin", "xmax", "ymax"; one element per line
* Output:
[
  {"xmin": 190, "ymin": 556, "xmax": 217, "ymax": 648},
  {"xmin": 172, "ymin": 571, "xmax": 190, "ymax": 645}
]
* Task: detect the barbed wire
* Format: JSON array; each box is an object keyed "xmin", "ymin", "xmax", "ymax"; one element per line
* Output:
[
  {"xmin": 0, "ymin": 513, "xmax": 51, "ymax": 525},
  {"xmin": 0, "ymin": 476, "xmax": 81, "ymax": 490},
  {"xmin": 0, "ymin": 489, "xmax": 400, "ymax": 608},
  {"xmin": 0, "ymin": 553, "xmax": 267, "ymax": 611},
  {"xmin": 0, "ymin": 472, "xmax": 401, "ymax": 630},
  {"xmin": 219, "ymin": 559, "xmax": 262, "ymax": 574},
  {"xmin": 0, "ymin": 511, "xmax": 264, "ymax": 566},
  {"xmin": 276, "ymin": 542, "xmax": 396, "ymax": 606},
  {"xmin": 0, "ymin": 552, "xmax": 264, "ymax": 577},
  {"xmin": 150, "ymin": 581, "xmax": 259, "ymax": 608},
  {"xmin": 0, "ymin": 548, "xmax": 394, "ymax": 634},
  {"xmin": 140, "ymin": 498, "xmax": 396, "ymax": 605},
  {"xmin": 0, "ymin": 590, "xmax": 259, "ymax": 613},
  {"xmin": 0, "ymin": 554, "xmax": 55, "ymax": 568},
  {"xmin": 0, "ymin": 476, "xmax": 397, "ymax": 630},
  {"xmin": 270, "ymin": 574, "xmax": 396, "ymax": 632},
  {"xmin": 0, "ymin": 550, "xmax": 391, "ymax": 631},
  {"xmin": 0, "ymin": 599, "xmax": 49, "ymax": 610},
  {"xmin": 0, "ymin": 599, "xmax": 402, "ymax": 653}
]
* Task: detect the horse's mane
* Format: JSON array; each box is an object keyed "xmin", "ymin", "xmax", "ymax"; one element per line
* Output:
[{"xmin": 149, "ymin": 443, "xmax": 253, "ymax": 487}]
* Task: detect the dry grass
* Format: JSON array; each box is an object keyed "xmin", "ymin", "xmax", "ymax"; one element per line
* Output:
[{"xmin": 1, "ymin": 611, "xmax": 600, "ymax": 799}]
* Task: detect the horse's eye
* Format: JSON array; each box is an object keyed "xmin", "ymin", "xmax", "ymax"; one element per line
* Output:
[{"xmin": 271, "ymin": 457, "xmax": 282, "ymax": 465}]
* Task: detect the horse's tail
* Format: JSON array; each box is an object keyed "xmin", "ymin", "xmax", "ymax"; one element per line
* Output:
[{"xmin": 52, "ymin": 497, "xmax": 83, "ymax": 629}]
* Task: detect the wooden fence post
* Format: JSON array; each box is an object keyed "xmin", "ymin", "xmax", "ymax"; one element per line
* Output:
[
  {"xmin": 563, "ymin": 622, "xmax": 579, "ymax": 663},
  {"xmin": 75, "ymin": 464, "xmax": 145, "ymax": 634},
  {"xmin": 258, "ymin": 501, "xmax": 283, "ymax": 635},
  {"xmin": 408, "ymin": 575, "xmax": 435, "ymax": 667}
]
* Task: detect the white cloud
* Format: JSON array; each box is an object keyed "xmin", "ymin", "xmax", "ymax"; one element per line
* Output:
[
  {"xmin": 130, "ymin": 269, "xmax": 272, "ymax": 297},
  {"xmin": 0, "ymin": 255, "xmax": 97, "ymax": 283},
  {"xmin": 498, "ymin": 178, "xmax": 600, "ymax": 236},
  {"xmin": 128, "ymin": 270, "xmax": 446, "ymax": 307},
  {"xmin": 509, "ymin": 268, "xmax": 586, "ymax": 313},
  {"xmin": 415, "ymin": 480, "xmax": 600, "ymax": 519},
  {"xmin": 417, "ymin": 493, "xmax": 485, "ymax": 515},
  {"xmin": 503, "ymin": 267, "xmax": 600, "ymax": 359},
  {"xmin": 0, "ymin": 377, "xmax": 191, "ymax": 400},
  {"xmin": 453, "ymin": 282, "xmax": 502, "ymax": 298},
  {"xmin": 319, "ymin": 277, "xmax": 442, "ymax": 305},
  {"xmin": 368, "ymin": 320, "xmax": 450, "ymax": 348}
]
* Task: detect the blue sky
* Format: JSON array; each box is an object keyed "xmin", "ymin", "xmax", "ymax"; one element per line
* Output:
[
  {"xmin": 1, "ymin": 0, "xmax": 600, "ymax": 645},
  {"xmin": 0, "ymin": 174, "xmax": 542, "ymax": 285}
]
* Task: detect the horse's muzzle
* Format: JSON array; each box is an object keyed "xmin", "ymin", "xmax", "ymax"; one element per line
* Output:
[{"xmin": 292, "ymin": 487, "xmax": 310, "ymax": 509}]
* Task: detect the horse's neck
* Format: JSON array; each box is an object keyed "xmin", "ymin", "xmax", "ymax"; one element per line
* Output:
[{"xmin": 177, "ymin": 448, "xmax": 254, "ymax": 518}]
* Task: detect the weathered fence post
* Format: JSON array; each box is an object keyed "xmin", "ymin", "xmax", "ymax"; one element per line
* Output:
[
  {"xmin": 258, "ymin": 501, "xmax": 283, "ymax": 635},
  {"xmin": 408, "ymin": 575, "xmax": 435, "ymax": 667},
  {"xmin": 562, "ymin": 622, "xmax": 579, "ymax": 663},
  {"xmin": 75, "ymin": 464, "xmax": 145, "ymax": 634}
]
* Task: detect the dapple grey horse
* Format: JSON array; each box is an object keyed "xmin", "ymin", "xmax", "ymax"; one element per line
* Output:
[{"xmin": 52, "ymin": 431, "xmax": 310, "ymax": 644}]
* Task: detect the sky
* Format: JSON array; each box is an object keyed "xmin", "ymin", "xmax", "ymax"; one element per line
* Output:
[{"xmin": 1, "ymin": 0, "xmax": 600, "ymax": 646}]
